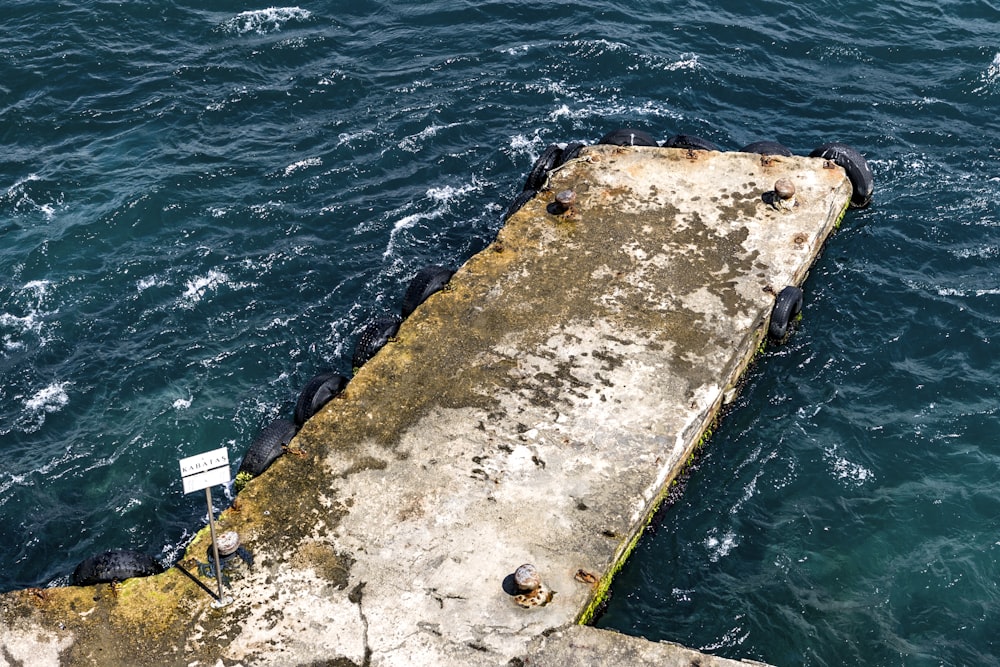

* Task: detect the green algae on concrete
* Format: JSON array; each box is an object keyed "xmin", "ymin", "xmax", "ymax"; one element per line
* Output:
[{"xmin": 0, "ymin": 145, "xmax": 851, "ymax": 667}]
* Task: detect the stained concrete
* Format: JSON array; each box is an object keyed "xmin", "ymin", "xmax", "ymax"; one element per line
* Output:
[
  {"xmin": 0, "ymin": 145, "xmax": 851, "ymax": 666},
  {"xmin": 523, "ymin": 625, "xmax": 772, "ymax": 666}
]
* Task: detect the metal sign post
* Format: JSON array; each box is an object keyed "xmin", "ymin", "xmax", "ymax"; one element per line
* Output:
[{"xmin": 179, "ymin": 447, "xmax": 232, "ymax": 607}]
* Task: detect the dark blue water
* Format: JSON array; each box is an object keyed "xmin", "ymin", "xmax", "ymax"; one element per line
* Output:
[{"xmin": 2, "ymin": 2, "xmax": 999, "ymax": 664}]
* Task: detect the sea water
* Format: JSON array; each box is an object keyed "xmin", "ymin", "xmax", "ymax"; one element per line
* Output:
[{"xmin": 2, "ymin": 2, "xmax": 1000, "ymax": 665}]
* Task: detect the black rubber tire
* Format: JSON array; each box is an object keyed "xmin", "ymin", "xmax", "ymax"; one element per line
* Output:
[
  {"xmin": 523, "ymin": 144, "xmax": 563, "ymax": 191},
  {"xmin": 294, "ymin": 372, "xmax": 349, "ymax": 427},
  {"xmin": 401, "ymin": 265, "xmax": 454, "ymax": 318},
  {"xmin": 504, "ymin": 189, "xmax": 536, "ymax": 221},
  {"xmin": 557, "ymin": 142, "xmax": 586, "ymax": 166},
  {"xmin": 663, "ymin": 134, "xmax": 719, "ymax": 152},
  {"xmin": 352, "ymin": 316, "xmax": 402, "ymax": 369},
  {"xmin": 71, "ymin": 549, "xmax": 164, "ymax": 586},
  {"xmin": 238, "ymin": 418, "xmax": 297, "ymax": 477},
  {"xmin": 740, "ymin": 140, "xmax": 793, "ymax": 157},
  {"xmin": 809, "ymin": 142, "xmax": 874, "ymax": 209},
  {"xmin": 769, "ymin": 286, "xmax": 804, "ymax": 340},
  {"xmin": 598, "ymin": 128, "xmax": 658, "ymax": 147}
]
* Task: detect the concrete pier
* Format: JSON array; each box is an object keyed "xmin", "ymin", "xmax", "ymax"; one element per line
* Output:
[{"xmin": 0, "ymin": 145, "xmax": 851, "ymax": 666}]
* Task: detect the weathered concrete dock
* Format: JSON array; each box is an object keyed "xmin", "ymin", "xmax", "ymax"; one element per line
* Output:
[{"xmin": 0, "ymin": 145, "xmax": 851, "ymax": 666}]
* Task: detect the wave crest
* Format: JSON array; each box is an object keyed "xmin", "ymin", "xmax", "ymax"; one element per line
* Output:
[{"xmin": 221, "ymin": 7, "xmax": 312, "ymax": 35}]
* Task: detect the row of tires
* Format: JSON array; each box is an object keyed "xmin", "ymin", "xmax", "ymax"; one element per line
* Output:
[
  {"xmin": 505, "ymin": 128, "xmax": 874, "ymax": 221},
  {"xmin": 234, "ymin": 264, "xmax": 457, "ymax": 489},
  {"xmin": 70, "ymin": 264, "xmax": 456, "ymax": 587}
]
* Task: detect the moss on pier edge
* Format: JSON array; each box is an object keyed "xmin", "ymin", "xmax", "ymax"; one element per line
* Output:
[{"xmin": 575, "ymin": 189, "xmax": 851, "ymax": 625}]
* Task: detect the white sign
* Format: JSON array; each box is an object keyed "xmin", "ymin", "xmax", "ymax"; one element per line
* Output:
[{"xmin": 179, "ymin": 447, "xmax": 230, "ymax": 494}]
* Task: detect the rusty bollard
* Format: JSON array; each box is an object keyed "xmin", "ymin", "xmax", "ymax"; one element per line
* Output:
[
  {"xmin": 554, "ymin": 189, "xmax": 577, "ymax": 216},
  {"xmin": 772, "ymin": 178, "xmax": 796, "ymax": 211},
  {"xmin": 509, "ymin": 563, "xmax": 555, "ymax": 608}
]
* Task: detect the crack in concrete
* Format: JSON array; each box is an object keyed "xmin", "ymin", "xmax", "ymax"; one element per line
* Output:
[
  {"xmin": 349, "ymin": 582, "xmax": 371, "ymax": 667},
  {"xmin": 427, "ymin": 587, "xmax": 468, "ymax": 609}
]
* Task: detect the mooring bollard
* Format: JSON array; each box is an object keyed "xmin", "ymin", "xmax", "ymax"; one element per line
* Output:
[
  {"xmin": 548, "ymin": 190, "xmax": 576, "ymax": 218},
  {"xmin": 508, "ymin": 563, "xmax": 554, "ymax": 608},
  {"xmin": 773, "ymin": 178, "xmax": 796, "ymax": 211},
  {"xmin": 554, "ymin": 189, "xmax": 577, "ymax": 216}
]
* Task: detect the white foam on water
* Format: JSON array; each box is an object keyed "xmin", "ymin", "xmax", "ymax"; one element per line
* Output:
[
  {"xmin": 200, "ymin": 348, "xmax": 238, "ymax": 368},
  {"xmin": 562, "ymin": 39, "xmax": 701, "ymax": 76},
  {"xmin": 728, "ymin": 445, "xmax": 780, "ymax": 515},
  {"xmin": 384, "ymin": 210, "xmax": 441, "ymax": 259},
  {"xmin": 250, "ymin": 201, "xmax": 283, "ymax": 219},
  {"xmin": 278, "ymin": 36, "xmax": 308, "ymax": 49},
  {"xmin": 951, "ymin": 245, "xmax": 1000, "ymax": 260},
  {"xmin": 5, "ymin": 173, "xmax": 40, "ymax": 197},
  {"xmin": 391, "ymin": 80, "xmax": 434, "ymax": 95},
  {"xmin": 824, "ymin": 445, "xmax": 874, "ymax": 487},
  {"xmin": 337, "ymin": 129, "xmax": 375, "ymax": 147},
  {"xmin": 700, "ymin": 622, "xmax": 750, "ymax": 652},
  {"xmin": 137, "ymin": 275, "xmax": 167, "ymax": 292},
  {"xmin": 399, "ymin": 123, "xmax": 460, "ymax": 153},
  {"xmin": 21, "ymin": 279, "xmax": 53, "ymax": 296},
  {"xmin": 180, "ymin": 270, "xmax": 229, "ymax": 307},
  {"xmin": 2, "ymin": 279, "xmax": 58, "ymax": 350},
  {"xmin": 205, "ymin": 85, "xmax": 249, "ymax": 112},
  {"xmin": 937, "ymin": 287, "xmax": 1000, "ymax": 297},
  {"xmin": 497, "ymin": 44, "xmax": 531, "ymax": 56},
  {"xmin": 116, "ymin": 497, "xmax": 143, "ymax": 515},
  {"xmin": 547, "ymin": 104, "xmax": 574, "ymax": 121},
  {"xmin": 0, "ymin": 473, "xmax": 26, "ymax": 498},
  {"xmin": 1, "ymin": 312, "xmax": 37, "ymax": 349},
  {"xmin": 661, "ymin": 52, "xmax": 700, "ymax": 71},
  {"xmin": 705, "ymin": 528, "xmax": 739, "ymax": 562},
  {"xmin": 3, "ymin": 174, "xmax": 61, "ymax": 219},
  {"xmin": 383, "ymin": 178, "xmax": 484, "ymax": 258},
  {"xmin": 173, "ymin": 397, "xmax": 193, "ymax": 410},
  {"xmin": 522, "ymin": 78, "xmax": 573, "ymax": 99},
  {"xmin": 903, "ymin": 276, "xmax": 1000, "ymax": 299},
  {"xmin": 283, "ymin": 157, "xmax": 322, "ymax": 176},
  {"xmin": 548, "ymin": 97, "xmax": 683, "ymax": 124},
  {"xmin": 24, "ymin": 381, "xmax": 70, "ymax": 413},
  {"xmin": 263, "ymin": 315, "xmax": 294, "ymax": 331},
  {"xmin": 509, "ymin": 131, "xmax": 585, "ymax": 173},
  {"xmin": 426, "ymin": 180, "xmax": 479, "ymax": 204},
  {"xmin": 221, "ymin": 7, "xmax": 312, "ymax": 35},
  {"xmin": 571, "ymin": 38, "xmax": 630, "ymax": 54},
  {"xmin": 671, "ymin": 587, "xmax": 695, "ymax": 602},
  {"xmin": 509, "ymin": 133, "xmax": 543, "ymax": 158},
  {"xmin": 973, "ymin": 52, "xmax": 1000, "ymax": 94},
  {"xmin": 318, "ymin": 70, "xmax": 349, "ymax": 86},
  {"xmin": 241, "ymin": 252, "xmax": 283, "ymax": 275}
]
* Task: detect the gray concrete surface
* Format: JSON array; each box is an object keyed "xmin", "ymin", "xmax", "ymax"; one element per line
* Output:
[
  {"xmin": 523, "ymin": 625, "xmax": 772, "ymax": 666},
  {"xmin": 0, "ymin": 145, "xmax": 851, "ymax": 666}
]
